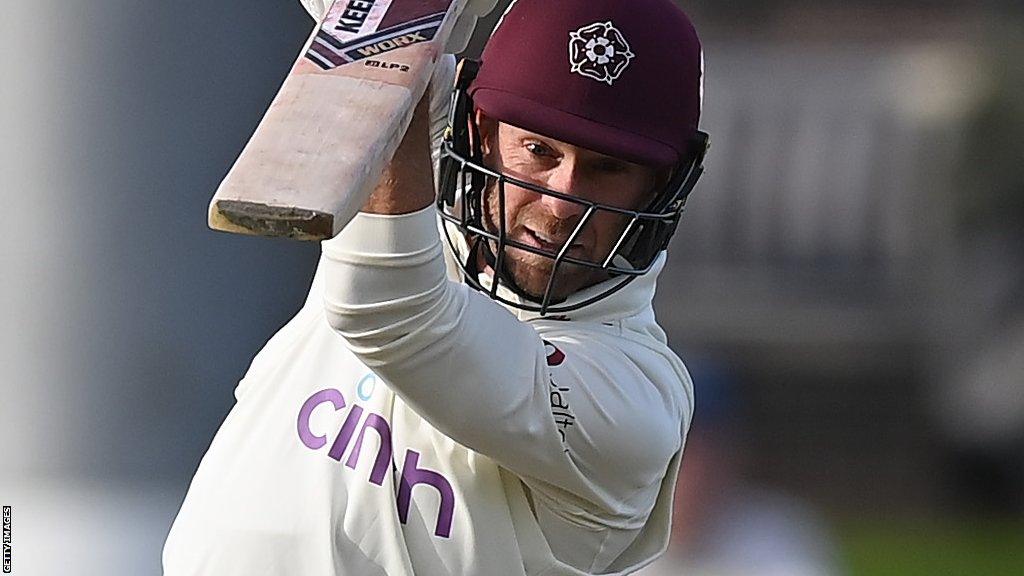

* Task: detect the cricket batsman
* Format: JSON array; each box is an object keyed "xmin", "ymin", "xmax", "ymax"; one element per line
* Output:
[{"xmin": 164, "ymin": 0, "xmax": 708, "ymax": 573}]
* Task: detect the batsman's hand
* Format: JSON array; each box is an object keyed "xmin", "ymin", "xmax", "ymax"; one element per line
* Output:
[
  {"xmin": 297, "ymin": 0, "xmax": 504, "ymax": 53},
  {"xmin": 360, "ymin": 54, "xmax": 454, "ymax": 215}
]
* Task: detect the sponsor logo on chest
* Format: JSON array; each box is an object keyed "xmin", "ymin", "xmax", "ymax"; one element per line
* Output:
[{"xmin": 296, "ymin": 373, "xmax": 456, "ymax": 538}]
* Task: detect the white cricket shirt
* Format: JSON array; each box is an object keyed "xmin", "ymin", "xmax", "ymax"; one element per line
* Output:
[{"xmin": 162, "ymin": 203, "xmax": 693, "ymax": 574}]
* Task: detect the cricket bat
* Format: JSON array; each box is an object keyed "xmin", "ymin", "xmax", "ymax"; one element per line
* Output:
[{"xmin": 208, "ymin": 0, "xmax": 473, "ymax": 241}]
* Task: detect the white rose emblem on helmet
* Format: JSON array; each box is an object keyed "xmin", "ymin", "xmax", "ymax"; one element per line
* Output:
[{"xmin": 568, "ymin": 21, "xmax": 635, "ymax": 85}]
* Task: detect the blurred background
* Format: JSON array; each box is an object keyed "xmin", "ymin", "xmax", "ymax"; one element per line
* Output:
[{"xmin": 1, "ymin": 0, "xmax": 1021, "ymax": 574}]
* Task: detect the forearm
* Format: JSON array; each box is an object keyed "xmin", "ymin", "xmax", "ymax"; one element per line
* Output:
[
  {"xmin": 360, "ymin": 93, "xmax": 435, "ymax": 215},
  {"xmin": 320, "ymin": 209, "xmax": 568, "ymax": 482}
]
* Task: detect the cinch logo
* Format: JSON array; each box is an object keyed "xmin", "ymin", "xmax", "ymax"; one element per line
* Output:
[{"xmin": 297, "ymin": 387, "xmax": 456, "ymax": 538}]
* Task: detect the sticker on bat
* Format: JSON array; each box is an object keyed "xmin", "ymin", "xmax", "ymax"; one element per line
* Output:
[
  {"xmin": 365, "ymin": 60, "xmax": 411, "ymax": 72},
  {"xmin": 306, "ymin": 0, "xmax": 450, "ymax": 70},
  {"xmin": 326, "ymin": 0, "xmax": 393, "ymax": 38}
]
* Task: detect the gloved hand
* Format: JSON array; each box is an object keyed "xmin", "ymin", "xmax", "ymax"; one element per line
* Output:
[{"xmin": 296, "ymin": 0, "xmax": 504, "ymax": 53}]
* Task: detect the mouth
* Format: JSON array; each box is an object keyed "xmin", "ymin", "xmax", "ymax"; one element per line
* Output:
[{"xmin": 517, "ymin": 228, "xmax": 583, "ymax": 254}]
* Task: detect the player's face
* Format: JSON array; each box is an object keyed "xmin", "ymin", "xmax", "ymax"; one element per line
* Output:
[{"xmin": 476, "ymin": 111, "xmax": 660, "ymax": 301}]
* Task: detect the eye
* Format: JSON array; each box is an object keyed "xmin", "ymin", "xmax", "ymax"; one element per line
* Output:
[{"xmin": 525, "ymin": 141, "xmax": 555, "ymax": 158}]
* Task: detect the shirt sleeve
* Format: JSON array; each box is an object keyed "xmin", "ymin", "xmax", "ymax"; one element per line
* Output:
[{"xmin": 320, "ymin": 207, "xmax": 687, "ymax": 530}]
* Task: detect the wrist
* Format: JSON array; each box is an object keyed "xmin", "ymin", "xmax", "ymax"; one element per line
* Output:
[{"xmin": 362, "ymin": 92, "xmax": 435, "ymax": 215}]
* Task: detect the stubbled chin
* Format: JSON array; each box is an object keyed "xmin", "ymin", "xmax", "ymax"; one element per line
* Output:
[
  {"xmin": 502, "ymin": 246, "xmax": 602, "ymax": 301},
  {"xmin": 501, "ymin": 248, "xmax": 556, "ymax": 296}
]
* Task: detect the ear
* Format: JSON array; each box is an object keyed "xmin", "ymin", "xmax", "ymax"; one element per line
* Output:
[{"xmin": 473, "ymin": 106, "xmax": 498, "ymax": 156}]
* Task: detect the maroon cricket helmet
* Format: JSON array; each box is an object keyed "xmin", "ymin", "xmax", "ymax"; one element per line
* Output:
[
  {"xmin": 436, "ymin": 0, "xmax": 709, "ymax": 315},
  {"xmin": 469, "ymin": 0, "xmax": 704, "ymax": 167}
]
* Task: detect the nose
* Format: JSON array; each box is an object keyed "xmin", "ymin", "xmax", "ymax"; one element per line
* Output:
[{"xmin": 540, "ymin": 164, "xmax": 587, "ymax": 220}]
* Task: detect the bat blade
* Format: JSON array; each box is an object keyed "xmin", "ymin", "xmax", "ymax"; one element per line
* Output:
[{"xmin": 209, "ymin": 0, "xmax": 467, "ymax": 241}]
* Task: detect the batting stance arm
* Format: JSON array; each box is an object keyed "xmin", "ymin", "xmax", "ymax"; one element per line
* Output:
[{"xmin": 320, "ymin": 205, "xmax": 689, "ymax": 569}]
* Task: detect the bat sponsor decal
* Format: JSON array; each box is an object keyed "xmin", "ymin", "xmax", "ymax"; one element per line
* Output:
[{"xmin": 307, "ymin": 1, "xmax": 450, "ymax": 69}]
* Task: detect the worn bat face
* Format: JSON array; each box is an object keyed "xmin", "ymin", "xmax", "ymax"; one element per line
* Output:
[{"xmin": 208, "ymin": 0, "xmax": 470, "ymax": 241}]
